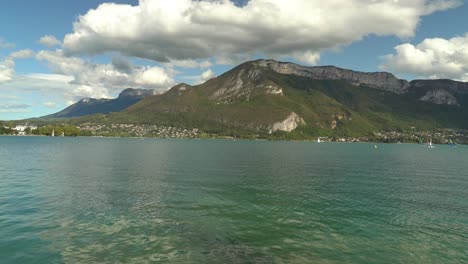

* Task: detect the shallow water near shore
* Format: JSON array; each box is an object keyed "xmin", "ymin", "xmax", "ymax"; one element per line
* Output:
[{"xmin": 0, "ymin": 136, "xmax": 467, "ymax": 263}]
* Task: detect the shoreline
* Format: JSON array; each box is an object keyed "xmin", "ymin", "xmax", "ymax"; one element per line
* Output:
[{"xmin": 0, "ymin": 134, "xmax": 465, "ymax": 146}]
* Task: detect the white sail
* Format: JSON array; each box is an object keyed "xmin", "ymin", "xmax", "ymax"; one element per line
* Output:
[{"xmin": 428, "ymin": 139, "xmax": 434, "ymax": 148}]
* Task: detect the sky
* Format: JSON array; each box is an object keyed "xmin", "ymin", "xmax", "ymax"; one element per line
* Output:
[{"xmin": 1, "ymin": 0, "xmax": 468, "ymax": 120}]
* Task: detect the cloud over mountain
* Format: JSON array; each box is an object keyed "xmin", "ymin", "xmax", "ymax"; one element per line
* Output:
[
  {"xmin": 36, "ymin": 50, "xmax": 175, "ymax": 99},
  {"xmin": 62, "ymin": 0, "xmax": 461, "ymax": 65},
  {"xmin": 381, "ymin": 33, "xmax": 468, "ymax": 81}
]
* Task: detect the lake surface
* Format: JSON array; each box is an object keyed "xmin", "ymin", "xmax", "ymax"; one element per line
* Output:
[{"xmin": 0, "ymin": 136, "xmax": 467, "ymax": 263}]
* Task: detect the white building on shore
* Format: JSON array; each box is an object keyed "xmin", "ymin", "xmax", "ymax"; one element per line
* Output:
[{"xmin": 13, "ymin": 124, "xmax": 37, "ymax": 135}]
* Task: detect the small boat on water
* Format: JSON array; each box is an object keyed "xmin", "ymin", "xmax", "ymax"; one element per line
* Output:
[
  {"xmin": 51, "ymin": 130, "xmax": 55, "ymax": 137},
  {"xmin": 317, "ymin": 138, "xmax": 321, "ymax": 143},
  {"xmin": 428, "ymin": 139, "xmax": 435, "ymax": 148}
]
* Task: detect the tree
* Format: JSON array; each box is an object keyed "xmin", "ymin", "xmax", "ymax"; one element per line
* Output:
[
  {"xmin": 0, "ymin": 126, "xmax": 13, "ymax": 135},
  {"xmin": 32, "ymin": 125, "xmax": 81, "ymax": 137}
]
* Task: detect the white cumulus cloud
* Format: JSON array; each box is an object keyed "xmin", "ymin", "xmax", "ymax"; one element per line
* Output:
[
  {"xmin": 184, "ymin": 69, "xmax": 217, "ymax": 85},
  {"xmin": 10, "ymin": 49, "xmax": 35, "ymax": 59},
  {"xmin": 0, "ymin": 59, "xmax": 14, "ymax": 83},
  {"xmin": 35, "ymin": 50, "xmax": 175, "ymax": 99},
  {"xmin": 165, "ymin": 59, "xmax": 213, "ymax": 69},
  {"xmin": 0, "ymin": 49, "xmax": 35, "ymax": 83},
  {"xmin": 0, "ymin": 38, "xmax": 14, "ymax": 48},
  {"xmin": 381, "ymin": 33, "xmax": 468, "ymax": 81},
  {"xmin": 200, "ymin": 69, "xmax": 215, "ymax": 82},
  {"xmin": 0, "ymin": 73, "xmax": 110, "ymax": 105},
  {"xmin": 39, "ymin": 35, "xmax": 62, "ymax": 48},
  {"xmin": 44, "ymin": 102, "xmax": 58, "ymax": 108},
  {"xmin": 62, "ymin": 0, "xmax": 461, "ymax": 65}
]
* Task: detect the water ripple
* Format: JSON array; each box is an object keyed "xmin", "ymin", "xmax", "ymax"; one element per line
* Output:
[{"xmin": 0, "ymin": 137, "xmax": 467, "ymax": 263}]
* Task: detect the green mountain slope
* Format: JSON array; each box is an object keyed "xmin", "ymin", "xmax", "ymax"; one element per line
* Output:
[{"xmin": 111, "ymin": 60, "xmax": 468, "ymax": 138}]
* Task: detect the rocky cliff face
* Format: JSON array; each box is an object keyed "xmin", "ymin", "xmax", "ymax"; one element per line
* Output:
[
  {"xmin": 410, "ymin": 80, "xmax": 468, "ymax": 106},
  {"xmin": 252, "ymin": 60, "xmax": 468, "ymax": 106},
  {"xmin": 410, "ymin": 80, "xmax": 468, "ymax": 95},
  {"xmin": 268, "ymin": 112, "xmax": 305, "ymax": 133},
  {"xmin": 254, "ymin": 59, "xmax": 410, "ymax": 94},
  {"xmin": 208, "ymin": 66, "xmax": 284, "ymax": 102},
  {"xmin": 207, "ymin": 58, "xmax": 412, "ymax": 102},
  {"xmin": 78, "ymin": 98, "xmax": 111, "ymax": 104},
  {"xmin": 420, "ymin": 89, "xmax": 459, "ymax": 105},
  {"xmin": 119, "ymin": 88, "xmax": 158, "ymax": 98},
  {"xmin": 187, "ymin": 59, "xmax": 468, "ymax": 107}
]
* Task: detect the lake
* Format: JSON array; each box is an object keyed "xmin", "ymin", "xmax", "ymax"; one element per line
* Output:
[{"xmin": 0, "ymin": 136, "xmax": 467, "ymax": 263}]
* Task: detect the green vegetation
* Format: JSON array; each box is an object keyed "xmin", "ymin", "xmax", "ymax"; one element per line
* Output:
[
  {"xmin": 0, "ymin": 126, "xmax": 13, "ymax": 135},
  {"xmin": 33, "ymin": 125, "xmax": 81, "ymax": 137}
]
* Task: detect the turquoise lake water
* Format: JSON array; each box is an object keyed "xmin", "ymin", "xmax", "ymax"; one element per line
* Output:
[{"xmin": 0, "ymin": 136, "xmax": 467, "ymax": 263}]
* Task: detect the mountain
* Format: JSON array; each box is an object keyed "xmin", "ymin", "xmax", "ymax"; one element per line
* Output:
[
  {"xmin": 47, "ymin": 59, "xmax": 467, "ymax": 139},
  {"xmin": 409, "ymin": 79, "xmax": 468, "ymax": 106},
  {"xmin": 255, "ymin": 59, "xmax": 410, "ymax": 94},
  {"xmin": 117, "ymin": 59, "xmax": 467, "ymax": 138},
  {"xmin": 45, "ymin": 88, "xmax": 157, "ymax": 118}
]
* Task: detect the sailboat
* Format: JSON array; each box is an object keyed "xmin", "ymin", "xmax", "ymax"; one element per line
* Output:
[
  {"xmin": 51, "ymin": 130, "xmax": 55, "ymax": 137},
  {"xmin": 60, "ymin": 131, "xmax": 65, "ymax": 137},
  {"xmin": 317, "ymin": 137, "xmax": 321, "ymax": 143},
  {"xmin": 428, "ymin": 139, "xmax": 435, "ymax": 148}
]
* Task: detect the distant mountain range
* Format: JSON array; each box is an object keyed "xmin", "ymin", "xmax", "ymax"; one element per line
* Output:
[
  {"xmin": 45, "ymin": 59, "xmax": 468, "ymax": 137},
  {"xmin": 44, "ymin": 88, "xmax": 157, "ymax": 118}
]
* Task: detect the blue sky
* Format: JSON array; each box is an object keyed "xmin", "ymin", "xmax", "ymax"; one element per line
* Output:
[{"xmin": 1, "ymin": 0, "xmax": 467, "ymax": 120}]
